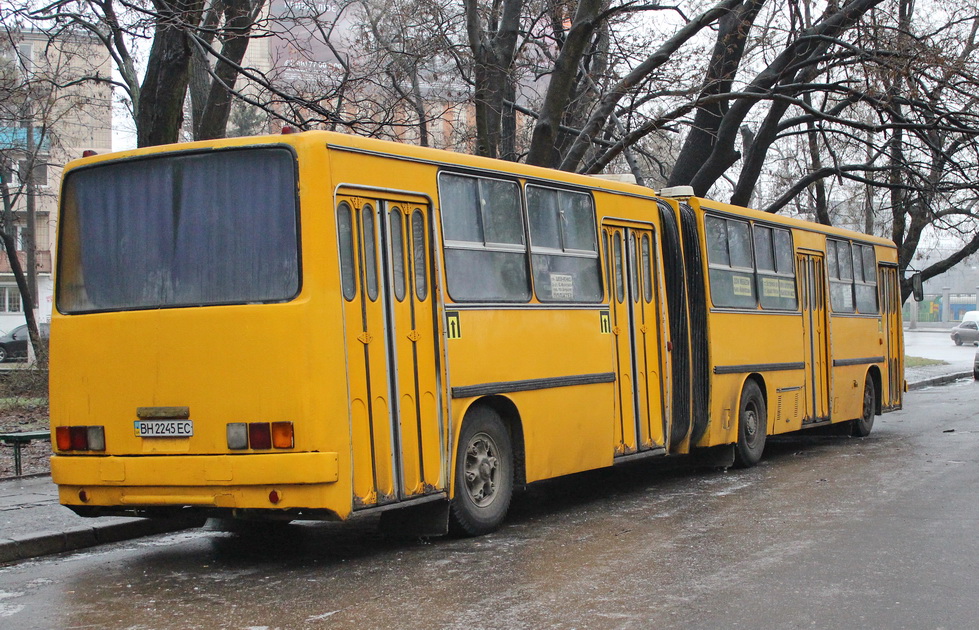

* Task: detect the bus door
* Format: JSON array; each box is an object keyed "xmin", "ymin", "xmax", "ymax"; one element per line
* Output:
[
  {"xmin": 878, "ymin": 265, "xmax": 903, "ymax": 407},
  {"xmin": 603, "ymin": 222, "xmax": 667, "ymax": 456},
  {"xmin": 337, "ymin": 195, "xmax": 445, "ymax": 509},
  {"xmin": 798, "ymin": 253, "xmax": 831, "ymax": 423}
]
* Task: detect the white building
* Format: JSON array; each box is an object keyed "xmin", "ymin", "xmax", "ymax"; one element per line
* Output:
[{"xmin": 0, "ymin": 30, "xmax": 112, "ymax": 334}]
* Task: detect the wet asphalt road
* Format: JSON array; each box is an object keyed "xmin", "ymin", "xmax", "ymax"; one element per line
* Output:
[{"xmin": 1, "ymin": 381, "xmax": 978, "ymax": 629}]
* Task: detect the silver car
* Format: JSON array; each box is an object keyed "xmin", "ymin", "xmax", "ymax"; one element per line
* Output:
[{"xmin": 950, "ymin": 320, "xmax": 979, "ymax": 346}]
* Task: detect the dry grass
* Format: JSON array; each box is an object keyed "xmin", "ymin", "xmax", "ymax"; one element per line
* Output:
[{"xmin": 905, "ymin": 355, "xmax": 948, "ymax": 368}]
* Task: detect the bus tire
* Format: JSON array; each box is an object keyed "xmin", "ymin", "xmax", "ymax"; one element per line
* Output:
[
  {"xmin": 851, "ymin": 374, "xmax": 876, "ymax": 437},
  {"xmin": 734, "ymin": 380, "xmax": 767, "ymax": 468},
  {"xmin": 450, "ymin": 407, "xmax": 514, "ymax": 536}
]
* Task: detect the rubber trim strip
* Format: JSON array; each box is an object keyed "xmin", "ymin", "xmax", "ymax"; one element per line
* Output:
[
  {"xmin": 451, "ymin": 372, "xmax": 616, "ymax": 398},
  {"xmin": 833, "ymin": 356, "xmax": 885, "ymax": 367},
  {"xmin": 713, "ymin": 362, "xmax": 805, "ymax": 375}
]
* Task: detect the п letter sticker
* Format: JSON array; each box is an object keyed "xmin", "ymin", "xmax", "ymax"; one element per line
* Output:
[
  {"xmin": 446, "ymin": 312, "xmax": 462, "ymax": 339},
  {"xmin": 600, "ymin": 311, "xmax": 611, "ymax": 334}
]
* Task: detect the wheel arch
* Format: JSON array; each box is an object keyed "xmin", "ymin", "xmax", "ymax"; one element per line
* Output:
[
  {"xmin": 743, "ymin": 373, "xmax": 769, "ymax": 429},
  {"xmin": 867, "ymin": 365, "xmax": 883, "ymax": 415}
]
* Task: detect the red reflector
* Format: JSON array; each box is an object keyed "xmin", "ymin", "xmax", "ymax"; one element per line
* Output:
[
  {"xmin": 271, "ymin": 422, "xmax": 294, "ymax": 449},
  {"xmin": 248, "ymin": 423, "xmax": 272, "ymax": 449},
  {"xmin": 69, "ymin": 426, "xmax": 89, "ymax": 451},
  {"xmin": 56, "ymin": 426, "xmax": 72, "ymax": 451},
  {"xmin": 82, "ymin": 150, "xmax": 98, "ymax": 158},
  {"xmin": 281, "ymin": 126, "xmax": 296, "ymax": 134},
  {"xmin": 269, "ymin": 490, "xmax": 281, "ymax": 504}
]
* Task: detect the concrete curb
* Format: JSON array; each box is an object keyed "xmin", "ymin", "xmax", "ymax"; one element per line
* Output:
[
  {"xmin": 907, "ymin": 372, "xmax": 974, "ymax": 390},
  {"xmin": 0, "ymin": 515, "xmax": 204, "ymax": 564}
]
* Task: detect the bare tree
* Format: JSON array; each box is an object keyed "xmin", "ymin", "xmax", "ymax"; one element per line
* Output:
[
  {"xmin": 13, "ymin": 0, "xmax": 979, "ymax": 301},
  {"xmin": 0, "ymin": 29, "xmax": 109, "ymax": 361}
]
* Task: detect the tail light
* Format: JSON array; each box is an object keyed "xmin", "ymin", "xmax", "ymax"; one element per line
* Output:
[
  {"xmin": 271, "ymin": 422, "xmax": 294, "ymax": 449},
  {"xmin": 56, "ymin": 426, "xmax": 71, "ymax": 450},
  {"xmin": 248, "ymin": 423, "xmax": 272, "ymax": 450},
  {"xmin": 86, "ymin": 426, "xmax": 106, "ymax": 451},
  {"xmin": 227, "ymin": 423, "xmax": 248, "ymax": 449},
  {"xmin": 226, "ymin": 422, "xmax": 295, "ymax": 450},
  {"xmin": 69, "ymin": 426, "xmax": 88, "ymax": 450},
  {"xmin": 55, "ymin": 425, "xmax": 105, "ymax": 452}
]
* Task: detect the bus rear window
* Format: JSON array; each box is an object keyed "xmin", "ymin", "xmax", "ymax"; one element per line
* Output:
[{"xmin": 57, "ymin": 147, "xmax": 300, "ymax": 313}]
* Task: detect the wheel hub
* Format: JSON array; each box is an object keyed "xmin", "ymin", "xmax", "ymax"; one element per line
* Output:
[
  {"xmin": 744, "ymin": 409, "xmax": 758, "ymax": 438},
  {"xmin": 465, "ymin": 433, "xmax": 499, "ymax": 507}
]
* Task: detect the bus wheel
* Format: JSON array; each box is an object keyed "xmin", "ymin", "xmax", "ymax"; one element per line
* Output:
[
  {"xmin": 450, "ymin": 407, "xmax": 514, "ymax": 536},
  {"xmin": 734, "ymin": 381, "xmax": 767, "ymax": 468},
  {"xmin": 852, "ymin": 375, "xmax": 876, "ymax": 437}
]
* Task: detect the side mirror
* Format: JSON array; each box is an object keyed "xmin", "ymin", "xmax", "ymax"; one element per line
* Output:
[{"xmin": 911, "ymin": 272, "xmax": 924, "ymax": 302}]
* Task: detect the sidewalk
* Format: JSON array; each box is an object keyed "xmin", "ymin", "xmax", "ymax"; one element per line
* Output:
[
  {"xmin": 0, "ymin": 474, "xmax": 203, "ymax": 563},
  {"xmin": 1, "ymin": 367, "xmax": 974, "ymax": 565},
  {"xmin": 906, "ymin": 364, "xmax": 974, "ymax": 390}
]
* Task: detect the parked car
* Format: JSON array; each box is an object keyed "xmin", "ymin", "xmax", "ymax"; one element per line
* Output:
[
  {"xmin": 0, "ymin": 323, "xmax": 50, "ymax": 362},
  {"xmin": 950, "ymin": 320, "xmax": 979, "ymax": 346}
]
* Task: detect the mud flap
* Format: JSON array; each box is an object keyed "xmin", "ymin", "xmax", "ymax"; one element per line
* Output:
[{"xmin": 379, "ymin": 498, "xmax": 450, "ymax": 537}]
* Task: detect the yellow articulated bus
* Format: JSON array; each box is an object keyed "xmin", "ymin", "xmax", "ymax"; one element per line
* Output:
[{"xmin": 50, "ymin": 131, "xmax": 904, "ymax": 535}]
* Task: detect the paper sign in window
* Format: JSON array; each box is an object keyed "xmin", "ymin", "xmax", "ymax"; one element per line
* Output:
[{"xmin": 550, "ymin": 273, "xmax": 574, "ymax": 300}]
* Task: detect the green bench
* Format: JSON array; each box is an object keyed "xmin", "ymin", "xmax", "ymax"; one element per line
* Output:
[{"xmin": 0, "ymin": 430, "xmax": 50, "ymax": 476}]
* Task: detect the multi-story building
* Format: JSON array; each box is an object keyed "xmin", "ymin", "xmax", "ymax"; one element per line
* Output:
[{"xmin": 0, "ymin": 30, "xmax": 112, "ymax": 333}]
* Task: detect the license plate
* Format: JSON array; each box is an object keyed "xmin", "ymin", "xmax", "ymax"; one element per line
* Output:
[{"xmin": 134, "ymin": 420, "xmax": 193, "ymax": 437}]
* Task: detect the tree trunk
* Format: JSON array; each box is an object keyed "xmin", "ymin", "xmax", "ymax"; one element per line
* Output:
[
  {"xmin": 526, "ymin": 0, "xmax": 603, "ymax": 168},
  {"xmin": 464, "ymin": 0, "xmax": 524, "ymax": 159},
  {"xmin": 668, "ymin": 0, "xmax": 767, "ymax": 187},
  {"xmin": 196, "ymin": 0, "xmax": 265, "ymax": 140},
  {"xmin": 0, "ymin": 169, "xmax": 41, "ymax": 364},
  {"xmin": 137, "ymin": 0, "xmax": 206, "ymax": 147}
]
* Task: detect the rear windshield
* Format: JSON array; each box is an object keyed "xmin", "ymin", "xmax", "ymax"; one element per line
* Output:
[{"xmin": 57, "ymin": 147, "xmax": 300, "ymax": 313}]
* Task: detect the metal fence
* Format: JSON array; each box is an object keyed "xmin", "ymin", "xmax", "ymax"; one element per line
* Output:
[{"xmin": 904, "ymin": 292, "xmax": 978, "ymax": 324}]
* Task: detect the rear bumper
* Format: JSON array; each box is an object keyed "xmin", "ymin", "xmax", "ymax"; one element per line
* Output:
[
  {"xmin": 51, "ymin": 452, "xmax": 345, "ymax": 516},
  {"xmin": 51, "ymin": 451, "xmax": 339, "ymax": 486}
]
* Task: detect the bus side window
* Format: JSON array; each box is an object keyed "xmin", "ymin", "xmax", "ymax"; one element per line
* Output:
[
  {"xmin": 773, "ymin": 228, "xmax": 798, "ymax": 309},
  {"xmin": 705, "ymin": 215, "xmax": 756, "ymax": 309},
  {"xmin": 363, "ymin": 205, "xmax": 379, "ymax": 301},
  {"xmin": 603, "ymin": 230, "xmax": 612, "ymax": 302},
  {"xmin": 412, "ymin": 210, "xmax": 428, "ymax": 301},
  {"xmin": 641, "ymin": 234, "xmax": 653, "ymax": 303},
  {"xmin": 613, "ymin": 232, "xmax": 625, "ymax": 303},
  {"xmin": 754, "ymin": 225, "xmax": 797, "ymax": 310},
  {"xmin": 390, "ymin": 208, "xmax": 407, "ymax": 301},
  {"xmin": 527, "ymin": 185, "xmax": 602, "ymax": 303},
  {"xmin": 828, "ymin": 238, "xmax": 856, "ymax": 313},
  {"xmin": 438, "ymin": 173, "xmax": 530, "ymax": 302},
  {"xmin": 630, "ymin": 234, "xmax": 640, "ymax": 303},
  {"xmin": 337, "ymin": 202, "xmax": 357, "ymax": 301},
  {"xmin": 854, "ymin": 244, "xmax": 878, "ymax": 313}
]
